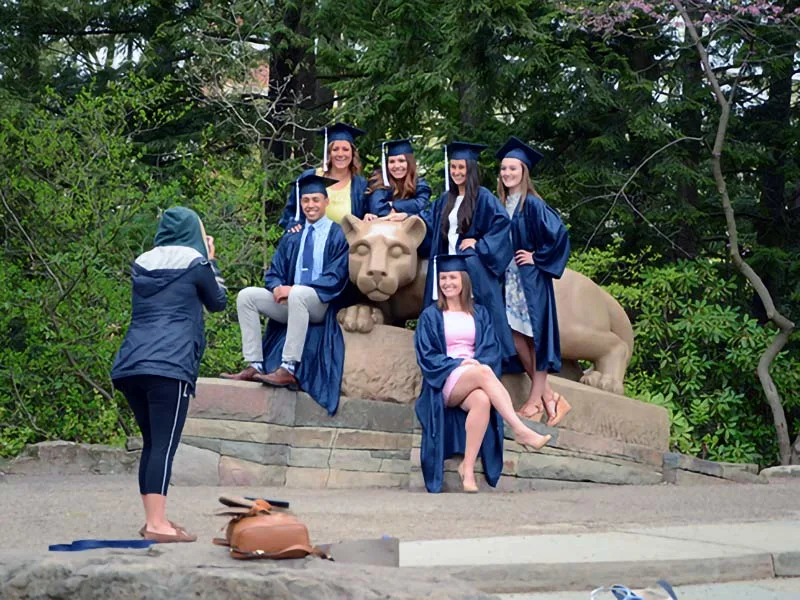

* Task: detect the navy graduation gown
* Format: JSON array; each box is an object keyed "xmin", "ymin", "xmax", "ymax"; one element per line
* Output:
[
  {"xmin": 278, "ymin": 168, "xmax": 369, "ymax": 230},
  {"xmin": 511, "ymin": 193, "xmax": 570, "ymax": 373},
  {"xmin": 414, "ymin": 304, "xmax": 505, "ymax": 493},
  {"xmin": 367, "ymin": 177, "xmax": 432, "ymax": 217},
  {"xmin": 262, "ymin": 223, "xmax": 350, "ymax": 414},
  {"xmin": 418, "ymin": 186, "xmax": 515, "ymax": 361}
]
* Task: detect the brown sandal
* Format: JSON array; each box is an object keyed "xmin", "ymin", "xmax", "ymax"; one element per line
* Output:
[
  {"xmin": 545, "ymin": 393, "xmax": 572, "ymax": 427},
  {"xmin": 139, "ymin": 520, "xmax": 184, "ymax": 538},
  {"xmin": 143, "ymin": 527, "xmax": 197, "ymax": 543}
]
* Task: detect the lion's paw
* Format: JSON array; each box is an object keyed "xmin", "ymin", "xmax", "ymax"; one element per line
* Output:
[
  {"xmin": 579, "ymin": 371, "xmax": 624, "ymax": 395},
  {"xmin": 337, "ymin": 304, "xmax": 383, "ymax": 333}
]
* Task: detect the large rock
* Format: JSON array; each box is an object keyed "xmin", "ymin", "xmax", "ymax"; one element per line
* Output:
[
  {"xmin": 0, "ymin": 551, "xmax": 493, "ymax": 600},
  {"xmin": 170, "ymin": 443, "xmax": 220, "ymax": 486},
  {"xmin": 5, "ymin": 441, "xmax": 139, "ymax": 476},
  {"xmin": 342, "ymin": 325, "xmax": 421, "ymax": 402},
  {"xmin": 544, "ymin": 378, "xmax": 669, "ymax": 451},
  {"xmin": 760, "ymin": 465, "xmax": 800, "ymax": 480}
]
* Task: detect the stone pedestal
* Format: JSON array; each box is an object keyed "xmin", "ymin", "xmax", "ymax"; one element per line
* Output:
[{"xmin": 175, "ymin": 376, "xmax": 671, "ymax": 489}]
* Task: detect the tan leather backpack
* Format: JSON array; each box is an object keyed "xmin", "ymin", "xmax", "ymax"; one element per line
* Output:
[{"xmin": 213, "ymin": 496, "xmax": 330, "ymax": 560}]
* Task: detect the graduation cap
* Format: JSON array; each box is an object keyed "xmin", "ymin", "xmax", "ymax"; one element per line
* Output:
[
  {"xmin": 293, "ymin": 173, "xmax": 339, "ymax": 221},
  {"xmin": 432, "ymin": 253, "xmax": 470, "ymax": 300},
  {"xmin": 495, "ymin": 136, "xmax": 544, "ymax": 171},
  {"xmin": 380, "ymin": 138, "xmax": 415, "ymax": 186},
  {"xmin": 319, "ymin": 122, "xmax": 366, "ymax": 170},
  {"xmin": 444, "ymin": 141, "xmax": 488, "ymax": 192}
]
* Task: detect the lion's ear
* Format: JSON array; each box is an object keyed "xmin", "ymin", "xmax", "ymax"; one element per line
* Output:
[
  {"xmin": 401, "ymin": 215, "xmax": 427, "ymax": 249},
  {"xmin": 340, "ymin": 214, "xmax": 364, "ymax": 243}
]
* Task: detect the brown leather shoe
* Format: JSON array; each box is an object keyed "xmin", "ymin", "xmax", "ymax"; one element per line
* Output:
[
  {"xmin": 139, "ymin": 520, "xmax": 183, "ymax": 538},
  {"xmin": 220, "ymin": 366, "xmax": 261, "ymax": 381},
  {"xmin": 143, "ymin": 527, "xmax": 197, "ymax": 543},
  {"xmin": 253, "ymin": 367, "xmax": 299, "ymax": 391}
]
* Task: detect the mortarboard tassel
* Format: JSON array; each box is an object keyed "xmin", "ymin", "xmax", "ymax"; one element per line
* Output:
[
  {"xmin": 294, "ymin": 180, "xmax": 301, "ymax": 222},
  {"xmin": 432, "ymin": 255, "xmax": 439, "ymax": 301},
  {"xmin": 322, "ymin": 127, "xmax": 328, "ymax": 172},
  {"xmin": 444, "ymin": 145, "xmax": 450, "ymax": 193},
  {"xmin": 381, "ymin": 142, "xmax": 389, "ymax": 187}
]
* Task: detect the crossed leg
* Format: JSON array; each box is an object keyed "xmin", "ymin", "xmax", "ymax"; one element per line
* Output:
[{"xmin": 447, "ymin": 364, "xmax": 552, "ymax": 490}]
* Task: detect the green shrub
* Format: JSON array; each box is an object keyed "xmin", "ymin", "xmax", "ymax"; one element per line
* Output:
[{"xmin": 570, "ymin": 242, "xmax": 800, "ymax": 465}]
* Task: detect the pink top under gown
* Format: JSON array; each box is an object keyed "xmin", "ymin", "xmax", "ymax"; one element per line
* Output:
[{"xmin": 441, "ymin": 310, "xmax": 477, "ymax": 402}]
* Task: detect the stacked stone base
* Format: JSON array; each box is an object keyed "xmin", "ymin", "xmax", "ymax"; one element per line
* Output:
[
  {"xmin": 174, "ymin": 379, "xmax": 413, "ymax": 488},
  {"xmin": 171, "ymin": 377, "xmax": 674, "ymax": 489}
]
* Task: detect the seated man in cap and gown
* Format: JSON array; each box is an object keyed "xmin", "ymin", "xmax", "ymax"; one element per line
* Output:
[
  {"xmin": 496, "ymin": 137, "xmax": 572, "ymax": 426},
  {"xmin": 222, "ymin": 174, "xmax": 350, "ymax": 415},
  {"xmin": 415, "ymin": 254, "xmax": 552, "ymax": 493},
  {"xmin": 395, "ymin": 141, "xmax": 516, "ymax": 365},
  {"xmin": 366, "ymin": 138, "xmax": 432, "ymax": 217},
  {"xmin": 279, "ymin": 122, "xmax": 376, "ymax": 232}
]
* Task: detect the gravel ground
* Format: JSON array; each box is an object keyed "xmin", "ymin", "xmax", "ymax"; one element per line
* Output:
[{"xmin": 2, "ymin": 474, "xmax": 799, "ymax": 555}]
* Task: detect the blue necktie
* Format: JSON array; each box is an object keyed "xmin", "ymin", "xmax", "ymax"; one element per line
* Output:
[{"xmin": 300, "ymin": 224, "xmax": 315, "ymax": 284}]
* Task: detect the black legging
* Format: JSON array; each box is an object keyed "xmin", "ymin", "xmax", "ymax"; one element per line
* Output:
[{"xmin": 114, "ymin": 375, "xmax": 190, "ymax": 495}]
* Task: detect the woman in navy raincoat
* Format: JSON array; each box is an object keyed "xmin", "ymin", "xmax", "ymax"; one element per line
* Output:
[{"xmin": 112, "ymin": 207, "xmax": 227, "ymax": 542}]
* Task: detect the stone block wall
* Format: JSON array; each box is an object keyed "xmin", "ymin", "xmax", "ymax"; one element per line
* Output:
[
  {"xmin": 172, "ymin": 377, "xmax": 674, "ymax": 489},
  {"xmin": 174, "ymin": 378, "xmax": 413, "ymax": 488}
]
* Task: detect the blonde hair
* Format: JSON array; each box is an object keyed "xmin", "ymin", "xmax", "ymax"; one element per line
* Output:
[
  {"xmin": 436, "ymin": 271, "xmax": 474, "ymax": 314},
  {"xmin": 497, "ymin": 161, "xmax": 542, "ymax": 211}
]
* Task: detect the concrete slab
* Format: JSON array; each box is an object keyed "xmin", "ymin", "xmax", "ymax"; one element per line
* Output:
[
  {"xmin": 620, "ymin": 521, "xmax": 800, "ymax": 554},
  {"xmin": 421, "ymin": 555, "xmax": 775, "ymax": 594},
  {"xmin": 400, "ymin": 522, "xmax": 800, "ymax": 567}
]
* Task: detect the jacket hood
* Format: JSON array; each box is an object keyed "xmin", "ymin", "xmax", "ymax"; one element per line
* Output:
[
  {"xmin": 154, "ymin": 207, "xmax": 208, "ymax": 259},
  {"xmin": 132, "ymin": 246, "xmax": 206, "ymax": 298}
]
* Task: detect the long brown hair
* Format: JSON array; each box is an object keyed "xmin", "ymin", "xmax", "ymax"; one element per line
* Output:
[
  {"xmin": 497, "ymin": 161, "xmax": 541, "ymax": 212},
  {"xmin": 366, "ymin": 153, "xmax": 418, "ymax": 199},
  {"xmin": 324, "ymin": 141, "xmax": 362, "ymax": 177},
  {"xmin": 440, "ymin": 159, "xmax": 480, "ymax": 240},
  {"xmin": 436, "ymin": 271, "xmax": 474, "ymax": 315}
]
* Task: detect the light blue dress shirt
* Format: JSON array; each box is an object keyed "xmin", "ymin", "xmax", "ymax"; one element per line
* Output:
[{"xmin": 294, "ymin": 216, "xmax": 333, "ymax": 284}]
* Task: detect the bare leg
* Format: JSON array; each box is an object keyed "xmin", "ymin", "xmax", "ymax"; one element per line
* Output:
[
  {"xmin": 448, "ymin": 365, "xmax": 551, "ymax": 450},
  {"xmin": 447, "ymin": 389, "xmax": 490, "ymax": 492},
  {"xmin": 513, "ymin": 332, "xmax": 544, "ymax": 420},
  {"xmin": 142, "ymin": 494, "xmax": 177, "ymax": 535},
  {"xmin": 542, "ymin": 374, "xmax": 572, "ymax": 427}
]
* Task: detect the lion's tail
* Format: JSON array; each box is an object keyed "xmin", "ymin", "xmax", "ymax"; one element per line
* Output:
[{"xmin": 603, "ymin": 288, "xmax": 634, "ymax": 362}]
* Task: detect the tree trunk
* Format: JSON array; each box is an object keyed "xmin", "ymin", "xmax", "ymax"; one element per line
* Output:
[
  {"xmin": 672, "ymin": 0, "xmax": 796, "ymax": 465},
  {"xmin": 269, "ymin": 0, "xmax": 317, "ymax": 162}
]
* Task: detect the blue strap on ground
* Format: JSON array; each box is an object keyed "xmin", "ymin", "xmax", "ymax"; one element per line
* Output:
[
  {"xmin": 49, "ymin": 539, "xmax": 156, "ymax": 552},
  {"xmin": 657, "ymin": 580, "xmax": 678, "ymax": 599}
]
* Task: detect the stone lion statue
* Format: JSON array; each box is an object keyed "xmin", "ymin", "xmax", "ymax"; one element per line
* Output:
[{"xmin": 338, "ymin": 215, "xmax": 634, "ymax": 395}]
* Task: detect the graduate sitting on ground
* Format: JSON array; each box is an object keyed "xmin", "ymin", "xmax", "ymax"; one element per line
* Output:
[
  {"xmin": 221, "ymin": 173, "xmax": 350, "ymax": 415},
  {"xmin": 414, "ymin": 254, "xmax": 552, "ymax": 494},
  {"xmin": 366, "ymin": 138, "xmax": 432, "ymax": 217}
]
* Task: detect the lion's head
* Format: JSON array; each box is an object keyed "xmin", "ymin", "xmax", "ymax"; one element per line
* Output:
[{"xmin": 340, "ymin": 215, "xmax": 427, "ymax": 302}]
